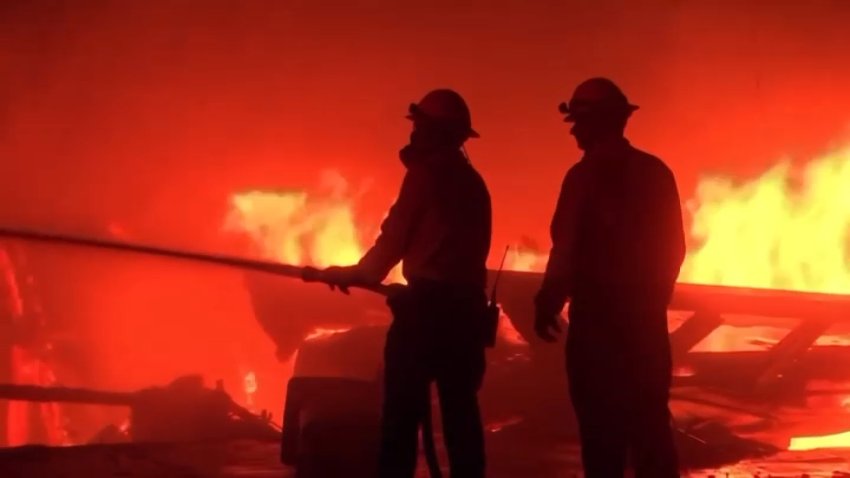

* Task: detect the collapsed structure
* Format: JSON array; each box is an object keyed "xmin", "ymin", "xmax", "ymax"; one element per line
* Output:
[
  {"xmin": 246, "ymin": 270, "xmax": 850, "ymax": 472},
  {"xmin": 0, "ymin": 252, "xmax": 848, "ymax": 473}
]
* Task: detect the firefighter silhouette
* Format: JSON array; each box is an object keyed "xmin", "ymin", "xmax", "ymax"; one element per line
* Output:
[
  {"xmin": 311, "ymin": 89, "xmax": 492, "ymax": 478},
  {"xmin": 535, "ymin": 78, "xmax": 685, "ymax": 477}
]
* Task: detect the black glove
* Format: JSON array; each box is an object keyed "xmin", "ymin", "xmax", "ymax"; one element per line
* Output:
[
  {"xmin": 534, "ymin": 308, "xmax": 563, "ymax": 343},
  {"xmin": 302, "ymin": 265, "xmax": 361, "ymax": 294}
]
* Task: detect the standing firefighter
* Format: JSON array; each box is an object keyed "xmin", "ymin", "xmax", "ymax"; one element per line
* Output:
[
  {"xmin": 534, "ymin": 78, "xmax": 685, "ymax": 477},
  {"xmin": 311, "ymin": 89, "xmax": 492, "ymax": 478}
]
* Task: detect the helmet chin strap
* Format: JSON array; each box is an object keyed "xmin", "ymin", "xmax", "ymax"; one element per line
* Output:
[{"xmin": 461, "ymin": 144, "xmax": 472, "ymax": 164}]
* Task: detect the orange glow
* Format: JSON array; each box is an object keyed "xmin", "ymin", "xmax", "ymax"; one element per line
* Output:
[
  {"xmin": 8, "ymin": 346, "xmax": 67, "ymax": 446},
  {"xmin": 2, "ymin": 247, "xmax": 68, "ymax": 446}
]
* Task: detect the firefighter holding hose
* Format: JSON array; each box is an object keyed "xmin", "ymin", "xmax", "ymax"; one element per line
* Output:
[
  {"xmin": 534, "ymin": 78, "xmax": 685, "ymax": 477},
  {"xmin": 310, "ymin": 89, "xmax": 492, "ymax": 478}
]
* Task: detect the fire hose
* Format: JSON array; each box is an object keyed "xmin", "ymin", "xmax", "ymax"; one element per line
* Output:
[{"xmin": 0, "ymin": 226, "xmax": 444, "ymax": 477}]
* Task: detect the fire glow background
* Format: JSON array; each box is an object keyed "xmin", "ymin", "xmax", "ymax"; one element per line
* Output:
[{"xmin": 3, "ymin": 0, "xmax": 850, "ymax": 449}]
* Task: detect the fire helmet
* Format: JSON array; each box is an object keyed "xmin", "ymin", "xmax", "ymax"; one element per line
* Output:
[
  {"xmin": 558, "ymin": 78, "xmax": 639, "ymax": 122},
  {"xmin": 406, "ymin": 89, "xmax": 480, "ymax": 139}
]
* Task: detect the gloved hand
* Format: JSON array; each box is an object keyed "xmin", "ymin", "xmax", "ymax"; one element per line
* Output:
[
  {"xmin": 302, "ymin": 265, "xmax": 362, "ymax": 294},
  {"xmin": 534, "ymin": 308, "xmax": 563, "ymax": 343}
]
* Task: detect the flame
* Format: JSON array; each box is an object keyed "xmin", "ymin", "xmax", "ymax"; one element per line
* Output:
[
  {"xmin": 226, "ymin": 152, "xmax": 850, "ymax": 450},
  {"xmin": 503, "ymin": 238, "xmax": 547, "ymax": 272},
  {"xmin": 243, "ymin": 371, "xmax": 258, "ymax": 410},
  {"xmin": 8, "ymin": 346, "xmax": 67, "ymax": 446},
  {"xmin": 225, "ymin": 170, "xmax": 403, "ymax": 282},
  {"xmin": 682, "ymin": 144, "xmax": 850, "ymax": 449},
  {"xmin": 788, "ymin": 430, "xmax": 850, "ymax": 451},
  {"xmin": 1, "ymin": 246, "xmax": 68, "ymax": 446},
  {"xmin": 0, "ymin": 247, "xmax": 24, "ymax": 317},
  {"xmin": 494, "ymin": 143, "xmax": 850, "ymax": 296},
  {"xmin": 119, "ymin": 418, "xmax": 131, "ymax": 434},
  {"xmin": 681, "ymin": 144, "xmax": 850, "ymax": 293},
  {"xmin": 224, "ymin": 171, "xmax": 363, "ymax": 267}
]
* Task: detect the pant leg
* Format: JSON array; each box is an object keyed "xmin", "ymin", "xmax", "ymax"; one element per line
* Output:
[
  {"xmin": 435, "ymin": 345, "xmax": 486, "ymax": 478},
  {"xmin": 379, "ymin": 320, "xmax": 430, "ymax": 478},
  {"xmin": 627, "ymin": 344, "xmax": 680, "ymax": 478},
  {"xmin": 567, "ymin": 331, "xmax": 628, "ymax": 478}
]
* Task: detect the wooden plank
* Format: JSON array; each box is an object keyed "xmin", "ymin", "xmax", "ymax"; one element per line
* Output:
[
  {"xmin": 492, "ymin": 270, "xmax": 850, "ymax": 325},
  {"xmin": 670, "ymin": 311, "xmax": 725, "ymax": 360},
  {"xmin": 754, "ymin": 319, "xmax": 835, "ymax": 391}
]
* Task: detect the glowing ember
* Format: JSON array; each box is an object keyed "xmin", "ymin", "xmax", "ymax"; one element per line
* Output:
[
  {"xmin": 8, "ymin": 346, "xmax": 67, "ymax": 446},
  {"xmin": 486, "ymin": 416, "xmax": 524, "ymax": 433},
  {"xmin": 243, "ymin": 371, "xmax": 258, "ymax": 409},
  {"xmin": 2, "ymin": 246, "xmax": 69, "ymax": 446},
  {"xmin": 788, "ymin": 430, "xmax": 850, "ymax": 451},
  {"xmin": 119, "ymin": 418, "xmax": 131, "ymax": 434},
  {"xmin": 305, "ymin": 327, "xmax": 353, "ymax": 341},
  {"xmin": 497, "ymin": 312, "xmax": 528, "ymax": 346},
  {"xmin": 504, "ymin": 240, "xmax": 546, "ymax": 272},
  {"xmin": 681, "ymin": 144, "xmax": 850, "ymax": 294},
  {"xmin": 0, "ymin": 248, "xmax": 24, "ymax": 317},
  {"xmin": 692, "ymin": 325, "xmax": 789, "ymax": 352},
  {"xmin": 672, "ymin": 365, "xmax": 696, "ymax": 378}
]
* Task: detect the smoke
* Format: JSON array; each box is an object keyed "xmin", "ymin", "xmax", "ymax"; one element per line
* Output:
[{"xmin": 2, "ymin": 1, "xmax": 850, "ymax": 249}]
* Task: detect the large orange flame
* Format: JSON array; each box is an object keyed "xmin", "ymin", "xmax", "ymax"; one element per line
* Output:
[
  {"xmin": 224, "ymin": 171, "xmax": 363, "ymax": 267},
  {"xmin": 227, "ymin": 147, "xmax": 850, "ymax": 449},
  {"xmin": 682, "ymin": 143, "xmax": 850, "ymax": 449},
  {"xmin": 225, "ymin": 170, "xmax": 403, "ymax": 283},
  {"xmin": 682, "ymin": 144, "xmax": 850, "ymax": 293}
]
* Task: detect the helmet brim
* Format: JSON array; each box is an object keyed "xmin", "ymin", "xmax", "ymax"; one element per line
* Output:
[
  {"xmin": 405, "ymin": 110, "xmax": 480, "ymax": 139},
  {"xmin": 563, "ymin": 104, "xmax": 640, "ymax": 122}
]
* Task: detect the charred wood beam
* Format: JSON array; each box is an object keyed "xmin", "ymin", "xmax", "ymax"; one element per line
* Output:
[
  {"xmin": 670, "ymin": 284, "xmax": 850, "ymax": 321},
  {"xmin": 754, "ymin": 319, "xmax": 834, "ymax": 391},
  {"xmin": 670, "ymin": 311, "xmax": 725, "ymax": 361},
  {"xmin": 492, "ymin": 271, "xmax": 850, "ymax": 322},
  {"xmin": 670, "ymin": 387, "xmax": 775, "ymax": 419},
  {"xmin": 674, "ymin": 346, "xmax": 850, "ymax": 396}
]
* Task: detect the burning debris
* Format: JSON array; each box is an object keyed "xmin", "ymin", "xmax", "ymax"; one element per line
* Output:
[
  {"xmin": 0, "ymin": 375, "xmax": 280, "ymax": 444},
  {"xmin": 0, "ymin": 143, "xmax": 849, "ymax": 476},
  {"xmin": 223, "ymin": 147, "xmax": 850, "ymax": 472}
]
